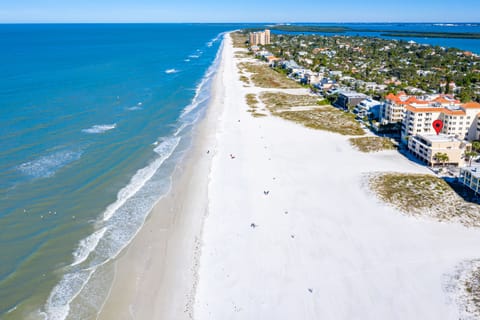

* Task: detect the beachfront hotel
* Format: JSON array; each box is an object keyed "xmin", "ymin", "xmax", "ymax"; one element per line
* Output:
[
  {"xmin": 249, "ymin": 29, "xmax": 271, "ymax": 46},
  {"xmin": 381, "ymin": 93, "xmax": 428, "ymax": 124},
  {"xmin": 407, "ymin": 134, "xmax": 471, "ymax": 166},
  {"xmin": 377, "ymin": 92, "xmax": 480, "ymax": 167},
  {"xmin": 401, "ymin": 100, "xmax": 480, "ymax": 143},
  {"xmin": 380, "ymin": 92, "xmax": 460, "ymax": 125}
]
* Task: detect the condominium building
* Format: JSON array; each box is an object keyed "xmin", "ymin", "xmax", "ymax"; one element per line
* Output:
[
  {"xmin": 459, "ymin": 166, "xmax": 480, "ymax": 194},
  {"xmin": 249, "ymin": 29, "xmax": 271, "ymax": 46},
  {"xmin": 380, "ymin": 92, "xmax": 460, "ymax": 125},
  {"xmin": 407, "ymin": 134, "xmax": 471, "ymax": 166},
  {"xmin": 401, "ymin": 101, "xmax": 480, "ymax": 143}
]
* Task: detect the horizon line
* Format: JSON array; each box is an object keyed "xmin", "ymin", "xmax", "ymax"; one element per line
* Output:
[{"xmin": 1, "ymin": 21, "xmax": 479, "ymax": 25}]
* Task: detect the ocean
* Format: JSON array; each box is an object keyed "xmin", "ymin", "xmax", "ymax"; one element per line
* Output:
[
  {"xmin": 0, "ymin": 22, "xmax": 478, "ymax": 320},
  {"xmin": 0, "ymin": 23, "xmax": 253, "ymax": 319}
]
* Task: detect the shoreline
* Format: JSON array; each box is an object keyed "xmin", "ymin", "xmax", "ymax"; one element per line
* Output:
[
  {"xmin": 96, "ymin": 37, "xmax": 227, "ymax": 319},
  {"xmin": 97, "ymin": 31, "xmax": 480, "ymax": 320}
]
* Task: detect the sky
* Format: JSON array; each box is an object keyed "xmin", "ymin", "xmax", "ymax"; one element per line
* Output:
[{"xmin": 0, "ymin": 0, "xmax": 479, "ymax": 23}]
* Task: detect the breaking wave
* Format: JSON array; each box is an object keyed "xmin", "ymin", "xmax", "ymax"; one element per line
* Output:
[{"xmin": 82, "ymin": 124, "xmax": 116, "ymax": 134}]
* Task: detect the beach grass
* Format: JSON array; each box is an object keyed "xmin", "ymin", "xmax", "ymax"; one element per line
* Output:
[
  {"xmin": 246, "ymin": 93, "xmax": 259, "ymax": 108},
  {"xmin": 240, "ymin": 75, "xmax": 250, "ymax": 85},
  {"xmin": 238, "ymin": 62, "xmax": 301, "ymax": 89},
  {"xmin": 277, "ymin": 109, "xmax": 365, "ymax": 135},
  {"xmin": 260, "ymin": 92, "xmax": 364, "ymax": 135},
  {"xmin": 464, "ymin": 266, "xmax": 480, "ymax": 317},
  {"xmin": 231, "ymin": 32, "xmax": 248, "ymax": 48},
  {"xmin": 369, "ymin": 173, "xmax": 480, "ymax": 227},
  {"xmin": 349, "ymin": 136, "xmax": 397, "ymax": 153},
  {"xmin": 245, "ymin": 94, "xmax": 267, "ymax": 117},
  {"xmin": 260, "ymin": 92, "xmax": 320, "ymax": 111},
  {"xmin": 235, "ymin": 52, "xmax": 252, "ymax": 58}
]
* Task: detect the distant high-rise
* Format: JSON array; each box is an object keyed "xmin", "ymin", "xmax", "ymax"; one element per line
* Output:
[{"xmin": 249, "ymin": 29, "xmax": 271, "ymax": 46}]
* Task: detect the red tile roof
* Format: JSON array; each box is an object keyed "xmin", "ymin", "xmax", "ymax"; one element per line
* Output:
[{"xmin": 463, "ymin": 101, "xmax": 480, "ymax": 109}]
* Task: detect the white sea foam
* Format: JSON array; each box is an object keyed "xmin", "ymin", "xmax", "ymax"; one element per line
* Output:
[
  {"xmin": 165, "ymin": 68, "xmax": 178, "ymax": 74},
  {"xmin": 174, "ymin": 122, "xmax": 189, "ymax": 137},
  {"xmin": 103, "ymin": 136, "xmax": 181, "ymax": 221},
  {"xmin": 433, "ymin": 23, "xmax": 458, "ymax": 27},
  {"xmin": 188, "ymin": 54, "xmax": 200, "ymax": 59},
  {"xmin": 6, "ymin": 305, "xmax": 18, "ymax": 314},
  {"xmin": 41, "ymin": 136, "xmax": 181, "ymax": 320},
  {"xmin": 128, "ymin": 102, "xmax": 143, "ymax": 110},
  {"xmin": 71, "ymin": 228, "xmax": 107, "ymax": 267},
  {"xmin": 40, "ymin": 34, "xmax": 226, "ymax": 320},
  {"xmin": 207, "ymin": 32, "xmax": 224, "ymax": 47},
  {"xmin": 17, "ymin": 149, "xmax": 83, "ymax": 179},
  {"xmin": 181, "ymin": 34, "xmax": 224, "ymax": 119},
  {"xmin": 184, "ymin": 58, "xmax": 191, "ymax": 62},
  {"xmin": 82, "ymin": 124, "xmax": 116, "ymax": 134},
  {"xmin": 41, "ymin": 269, "xmax": 94, "ymax": 320},
  {"xmin": 127, "ymin": 106, "xmax": 142, "ymax": 111}
]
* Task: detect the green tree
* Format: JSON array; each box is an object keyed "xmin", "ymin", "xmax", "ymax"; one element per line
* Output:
[
  {"xmin": 434, "ymin": 152, "xmax": 449, "ymax": 167},
  {"xmin": 464, "ymin": 150, "xmax": 477, "ymax": 166},
  {"xmin": 472, "ymin": 141, "xmax": 480, "ymax": 152}
]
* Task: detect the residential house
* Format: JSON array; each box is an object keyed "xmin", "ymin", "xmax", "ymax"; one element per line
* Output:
[
  {"xmin": 353, "ymin": 98, "xmax": 382, "ymax": 120},
  {"xmin": 459, "ymin": 166, "xmax": 480, "ymax": 194},
  {"xmin": 334, "ymin": 91, "xmax": 368, "ymax": 109}
]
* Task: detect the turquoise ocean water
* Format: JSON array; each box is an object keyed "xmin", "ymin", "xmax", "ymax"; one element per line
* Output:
[
  {"xmin": 0, "ymin": 23, "xmax": 249, "ymax": 319},
  {"xmin": 0, "ymin": 23, "xmax": 479, "ymax": 319}
]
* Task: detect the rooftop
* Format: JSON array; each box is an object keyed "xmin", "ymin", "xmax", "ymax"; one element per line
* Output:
[
  {"xmin": 339, "ymin": 91, "xmax": 367, "ymax": 98},
  {"xmin": 386, "ymin": 92, "xmax": 460, "ymax": 106},
  {"xmin": 414, "ymin": 133, "xmax": 463, "ymax": 143},
  {"xmin": 358, "ymin": 98, "xmax": 381, "ymax": 108}
]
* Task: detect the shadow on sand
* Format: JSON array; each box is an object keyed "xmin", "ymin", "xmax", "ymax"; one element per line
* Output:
[{"xmin": 444, "ymin": 177, "xmax": 480, "ymax": 205}]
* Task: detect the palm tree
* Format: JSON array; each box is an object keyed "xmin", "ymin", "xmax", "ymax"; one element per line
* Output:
[
  {"xmin": 465, "ymin": 151, "xmax": 477, "ymax": 166},
  {"xmin": 434, "ymin": 152, "xmax": 449, "ymax": 168},
  {"xmin": 464, "ymin": 150, "xmax": 478, "ymax": 166},
  {"xmin": 472, "ymin": 141, "xmax": 480, "ymax": 153}
]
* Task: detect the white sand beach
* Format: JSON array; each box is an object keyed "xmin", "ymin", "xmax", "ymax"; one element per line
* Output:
[
  {"xmin": 99, "ymin": 33, "xmax": 480, "ymax": 320},
  {"xmin": 194, "ymin": 35, "xmax": 480, "ymax": 319}
]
